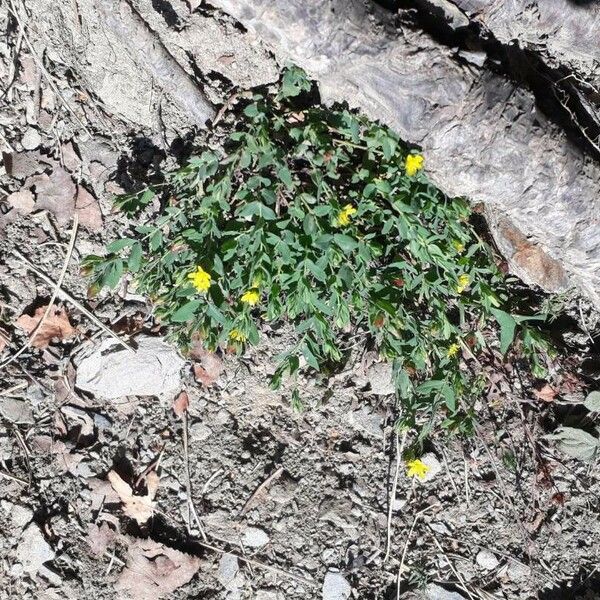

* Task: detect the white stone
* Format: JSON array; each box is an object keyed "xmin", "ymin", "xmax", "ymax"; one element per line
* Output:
[
  {"xmin": 242, "ymin": 526, "xmax": 269, "ymax": 548},
  {"xmin": 75, "ymin": 336, "xmax": 185, "ymax": 399},
  {"xmin": 419, "ymin": 452, "xmax": 442, "ymax": 483},
  {"xmin": 366, "ymin": 361, "xmax": 395, "ymax": 395},
  {"xmin": 426, "ymin": 583, "xmax": 468, "ymax": 600},
  {"xmin": 218, "ymin": 553, "xmax": 239, "ymax": 588},
  {"xmin": 476, "ymin": 549, "xmax": 500, "ymax": 570},
  {"xmin": 21, "ymin": 128, "xmax": 42, "ymax": 150},
  {"xmin": 16, "ymin": 523, "xmax": 55, "ymax": 575},
  {"xmin": 322, "ymin": 571, "xmax": 351, "ymax": 600}
]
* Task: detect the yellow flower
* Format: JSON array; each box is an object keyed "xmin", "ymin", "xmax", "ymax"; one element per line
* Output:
[
  {"xmin": 187, "ymin": 266, "xmax": 211, "ymax": 293},
  {"xmin": 406, "ymin": 458, "xmax": 430, "ymax": 480},
  {"xmin": 336, "ymin": 204, "xmax": 357, "ymax": 227},
  {"xmin": 453, "ymin": 240, "xmax": 465, "ymax": 253},
  {"xmin": 447, "ymin": 343, "xmax": 460, "ymax": 358},
  {"xmin": 241, "ymin": 289, "xmax": 260, "ymax": 306},
  {"xmin": 456, "ymin": 274, "xmax": 470, "ymax": 294},
  {"xmin": 229, "ymin": 329, "xmax": 247, "ymax": 342},
  {"xmin": 405, "ymin": 153, "xmax": 424, "ymax": 177}
]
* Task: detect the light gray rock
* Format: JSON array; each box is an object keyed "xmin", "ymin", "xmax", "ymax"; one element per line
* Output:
[
  {"xmin": 242, "ymin": 526, "xmax": 270, "ymax": 548},
  {"xmin": 419, "ymin": 452, "xmax": 442, "ymax": 483},
  {"xmin": 366, "ymin": 362, "xmax": 395, "ymax": 396},
  {"xmin": 1, "ymin": 501, "xmax": 33, "ymax": 530},
  {"xmin": 21, "ymin": 128, "xmax": 42, "ymax": 150},
  {"xmin": 75, "ymin": 336, "xmax": 185, "ymax": 400},
  {"xmin": 425, "ymin": 584, "xmax": 468, "ymax": 600},
  {"xmin": 476, "ymin": 549, "xmax": 500, "ymax": 570},
  {"xmin": 322, "ymin": 571, "xmax": 351, "ymax": 600},
  {"xmin": 0, "ymin": 397, "xmax": 34, "ymax": 424},
  {"xmin": 15, "ymin": 523, "xmax": 55, "ymax": 575},
  {"xmin": 218, "ymin": 553, "xmax": 239, "ymax": 588}
]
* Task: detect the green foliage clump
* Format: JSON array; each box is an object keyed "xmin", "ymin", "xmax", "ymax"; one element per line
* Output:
[{"xmin": 84, "ymin": 67, "xmax": 549, "ymax": 430}]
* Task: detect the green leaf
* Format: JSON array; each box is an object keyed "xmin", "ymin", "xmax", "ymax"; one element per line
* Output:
[
  {"xmin": 238, "ymin": 201, "xmax": 277, "ymax": 220},
  {"xmin": 171, "ymin": 300, "xmax": 201, "ymax": 323},
  {"xmin": 102, "ymin": 260, "xmax": 123, "ymax": 289},
  {"xmin": 333, "ymin": 233, "xmax": 358, "ymax": 252},
  {"xmin": 548, "ymin": 426, "xmax": 600, "ymax": 462},
  {"xmin": 128, "ymin": 242, "xmax": 142, "ymax": 272},
  {"xmin": 278, "ymin": 166, "xmax": 294, "ymax": 190},
  {"xmin": 490, "ymin": 308, "xmax": 517, "ymax": 355},
  {"xmin": 106, "ymin": 238, "xmax": 135, "ymax": 253}
]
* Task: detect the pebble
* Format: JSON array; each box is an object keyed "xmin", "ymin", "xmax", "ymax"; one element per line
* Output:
[
  {"xmin": 322, "ymin": 571, "xmax": 351, "ymax": 600},
  {"xmin": 365, "ymin": 361, "xmax": 395, "ymax": 395},
  {"xmin": 7, "ymin": 189, "xmax": 35, "ymax": 215},
  {"xmin": 21, "ymin": 128, "xmax": 42, "ymax": 150},
  {"xmin": 242, "ymin": 526, "xmax": 270, "ymax": 548},
  {"xmin": 218, "ymin": 553, "xmax": 239, "ymax": 587},
  {"xmin": 476, "ymin": 549, "xmax": 500, "ymax": 570},
  {"xmin": 419, "ymin": 452, "xmax": 442, "ymax": 482},
  {"xmin": 425, "ymin": 583, "xmax": 468, "ymax": 599},
  {"xmin": 0, "ymin": 397, "xmax": 34, "ymax": 424}
]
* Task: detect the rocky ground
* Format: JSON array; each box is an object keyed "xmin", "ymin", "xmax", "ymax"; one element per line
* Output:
[{"xmin": 1, "ymin": 1, "xmax": 600, "ymax": 599}]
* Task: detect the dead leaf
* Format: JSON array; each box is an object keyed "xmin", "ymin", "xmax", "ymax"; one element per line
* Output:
[
  {"xmin": 172, "ymin": 391, "xmax": 189, "ymax": 417},
  {"xmin": 86, "ymin": 521, "xmax": 117, "ymax": 558},
  {"xmin": 7, "ymin": 189, "xmax": 35, "ymax": 215},
  {"xmin": 25, "ymin": 166, "xmax": 76, "ymax": 225},
  {"xmin": 533, "ymin": 383, "xmax": 557, "ymax": 403},
  {"xmin": 115, "ymin": 537, "xmax": 200, "ymax": 600},
  {"xmin": 87, "ymin": 477, "xmax": 121, "ymax": 511},
  {"xmin": 16, "ymin": 305, "xmax": 77, "ymax": 348},
  {"xmin": 75, "ymin": 185, "xmax": 103, "ymax": 231},
  {"xmin": 108, "ymin": 470, "xmax": 159, "ymax": 525},
  {"xmin": 190, "ymin": 343, "xmax": 223, "ymax": 387}
]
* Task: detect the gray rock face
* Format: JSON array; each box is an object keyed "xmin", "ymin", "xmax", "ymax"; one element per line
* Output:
[
  {"xmin": 211, "ymin": 0, "xmax": 600, "ymax": 307},
  {"xmin": 75, "ymin": 336, "xmax": 185, "ymax": 400}
]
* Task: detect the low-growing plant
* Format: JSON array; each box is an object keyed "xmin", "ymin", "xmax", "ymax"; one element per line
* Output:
[{"xmin": 84, "ymin": 67, "xmax": 550, "ymax": 430}]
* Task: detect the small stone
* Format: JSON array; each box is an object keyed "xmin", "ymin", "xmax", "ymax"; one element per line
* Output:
[
  {"xmin": 425, "ymin": 583, "xmax": 468, "ymax": 600},
  {"xmin": 15, "ymin": 523, "xmax": 55, "ymax": 575},
  {"xmin": 190, "ymin": 422, "xmax": 212, "ymax": 442},
  {"xmin": 218, "ymin": 553, "xmax": 239, "ymax": 588},
  {"xmin": 476, "ymin": 549, "xmax": 499, "ymax": 570},
  {"xmin": 75, "ymin": 336, "xmax": 185, "ymax": 400},
  {"xmin": 322, "ymin": 571, "xmax": 351, "ymax": 600},
  {"xmin": 366, "ymin": 361, "xmax": 395, "ymax": 395},
  {"xmin": 7, "ymin": 189, "xmax": 35, "ymax": 215},
  {"xmin": 1, "ymin": 501, "xmax": 33, "ymax": 529},
  {"xmin": 506, "ymin": 560, "xmax": 531, "ymax": 582},
  {"xmin": 242, "ymin": 527, "xmax": 269, "ymax": 548},
  {"xmin": 419, "ymin": 452, "xmax": 442, "ymax": 482},
  {"xmin": 255, "ymin": 591, "xmax": 280, "ymax": 600},
  {"xmin": 0, "ymin": 397, "xmax": 34, "ymax": 424},
  {"xmin": 21, "ymin": 128, "xmax": 42, "ymax": 150}
]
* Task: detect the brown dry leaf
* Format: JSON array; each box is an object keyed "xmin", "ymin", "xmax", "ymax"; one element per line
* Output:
[
  {"xmin": 172, "ymin": 391, "xmax": 189, "ymax": 417},
  {"xmin": 115, "ymin": 537, "xmax": 201, "ymax": 600},
  {"xmin": 108, "ymin": 470, "xmax": 159, "ymax": 525},
  {"xmin": 25, "ymin": 166, "xmax": 76, "ymax": 226},
  {"xmin": 75, "ymin": 185, "xmax": 103, "ymax": 231},
  {"xmin": 16, "ymin": 305, "xmax": 77, "ymax": 348},
  {"xmin": 190, "ymin": 344, "xmax": 223, "ymax": 387},
  {"xmin": 86, "ymin": 522, "xmax": 118, "ymax": 558},
  {"xmin": 533, "ymin": 383, "xmax": 557, "ymax": 403}
]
